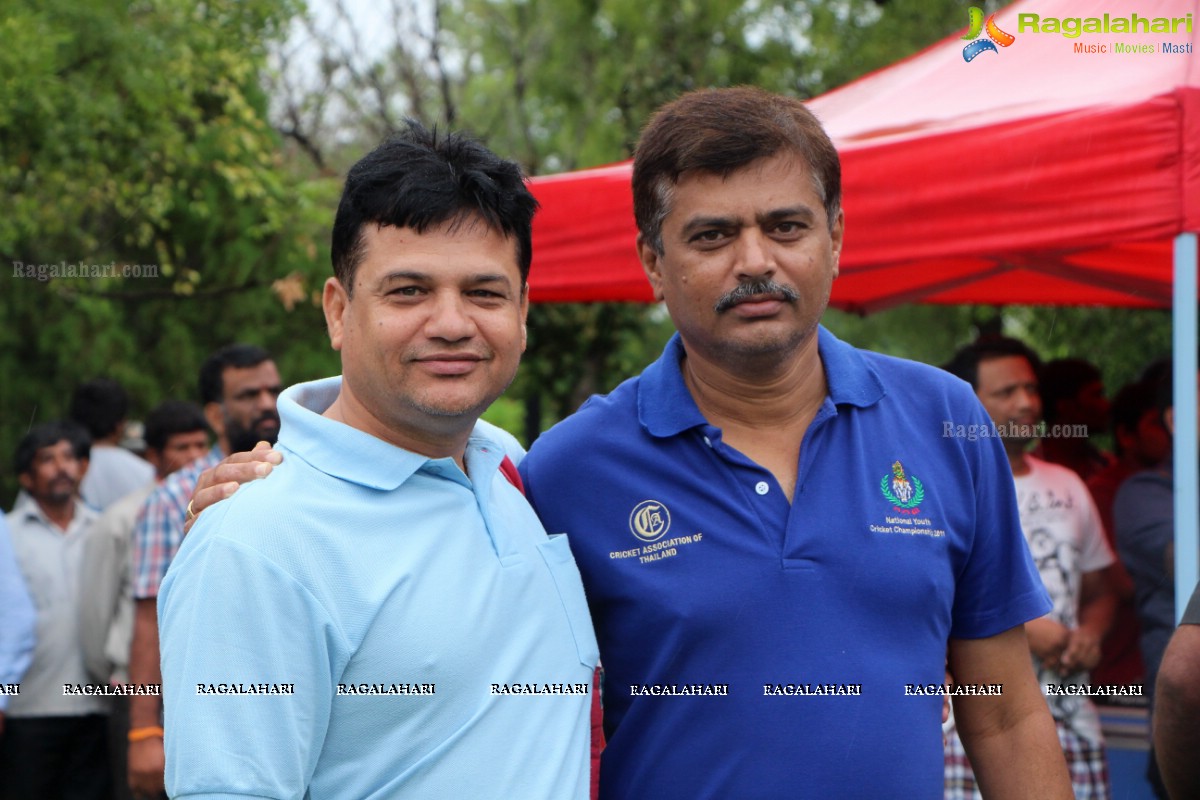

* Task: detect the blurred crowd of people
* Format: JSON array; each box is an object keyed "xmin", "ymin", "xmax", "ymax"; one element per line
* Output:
[{"xmin": 1, "ymin": 345, "xmax": 281, "ymax": 800}]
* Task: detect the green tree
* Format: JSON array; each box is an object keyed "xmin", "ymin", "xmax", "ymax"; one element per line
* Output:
[
  {"xmin": 0, "ymin": 0, "xmax": 335, "ymax": 503},
  {"xmin": 445, "ymin": 0, "xmax": 990, "ymax": 440}
]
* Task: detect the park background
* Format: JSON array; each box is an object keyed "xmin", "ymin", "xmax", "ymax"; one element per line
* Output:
[{"xmin": 0, "ymin": 0, "xmax": 1173, "ymax": 504}]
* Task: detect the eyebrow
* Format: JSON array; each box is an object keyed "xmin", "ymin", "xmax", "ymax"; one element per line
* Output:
[
  {"xmin": 233, "ymin": 385, "xmax": 283, "ymax": 399},
  {"xmin": 758, "ymin": 206, "xmax": 816, "ymax": 225},
  {"xmin": 376, "ymin": 271, "xmax": 515, "ymax": 290},
  {"xmin": 378, "ymin": 270, "xmax": 432, "ymax": 286},
  {"xmin": 679, "ymin": 206, "xmax": 817, "ymax": 238},
  {"xmin": 379, "ymin": 271, "xmax": 511, "ymax": 283},
  {"xmin": 680, "ymin": 216, "xmax": 738, "ymax": 238}
]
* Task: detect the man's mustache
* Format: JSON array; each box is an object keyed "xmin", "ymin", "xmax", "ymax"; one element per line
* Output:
[
  {"xmin": 714, "ymin": 280, "xmax": 800, "ymax": 313},
  {"xmin": 252, "ymin": 411, "xmax": 281, "ymax": 430}
]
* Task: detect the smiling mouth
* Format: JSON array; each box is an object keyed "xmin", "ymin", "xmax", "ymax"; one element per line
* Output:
[{"xmin": 414, "ymin": 354, "xmax": 486, "ymax": 375}]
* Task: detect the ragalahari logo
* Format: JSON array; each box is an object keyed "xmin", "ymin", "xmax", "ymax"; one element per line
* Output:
[{"xmin": 962, "ymin": 6, "xmax": 1016, "ymax": 61}]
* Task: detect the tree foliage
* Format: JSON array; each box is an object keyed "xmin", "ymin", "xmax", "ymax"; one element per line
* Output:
[
  {"xmin": 1, "ymin": 0, "xmax": 1173, "ymax": 501},
  {"xmin": 0, "ymin": 0, "xmax": 337, "ymax": 502}
]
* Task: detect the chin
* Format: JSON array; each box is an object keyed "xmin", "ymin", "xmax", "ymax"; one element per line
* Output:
[
  {"xmin": 410, "ymin": 395, "xmax": 495, "ymax": 420},
  {"xmin": 728, "ymin": 327, "xmax": 812, "ymax": 359}
]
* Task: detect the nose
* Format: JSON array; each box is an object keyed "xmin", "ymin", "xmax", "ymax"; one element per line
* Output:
[
  {"xmin": 734, "ymin": 229, "xmax": 775, "ymax": 281},
  {"xmin": 1016, "ymin": 386, "xmax": 1041, "ymax": 415},
  {"xmin": 254, "ymin": 387, "xmax": 276, "ymax": 413},
  {"xmin": 423, "ymin": 291, "xmax": 476, "ymax": 342}
]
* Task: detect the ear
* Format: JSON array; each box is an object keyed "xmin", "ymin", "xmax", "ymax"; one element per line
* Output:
[
  {"xmin": 145, "ymin": 448, "xmax": 164, "ymax": 474},
  {"xmin": 18, "ymin": 472, "xmax": 33, "ymax": 493},
  {"xmin": 519, "ymin": 283, "xmax": 530, "ymax": 353},
  {"xmin": 1165, "ymin": 406, "xmax": 1175, "ymax": 437},
  {"xmin": 636, "ymin": 235, "xmax": 666, "ymax": 302},
  {"xmin": 829, "ymin": 209, "xmax": 845, "ymax": 280},
  {"xmin": 204, "ymin": 401, "xmax": 226, "ymax": 441},
  {"xmin": 323, "ymin": 277, "xmax": 349, "ymax": 351}
]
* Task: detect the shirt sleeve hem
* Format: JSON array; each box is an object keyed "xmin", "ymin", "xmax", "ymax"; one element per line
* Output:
[
  {"xmin": 950, "ymin": 586, "xmax": 1053, "ymax": 640},
  {"xmin": 172, "ymin": 793, "xmax": 282, "ymax": 800}
]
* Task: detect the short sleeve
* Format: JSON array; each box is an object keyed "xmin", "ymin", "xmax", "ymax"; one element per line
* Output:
[
  {"xmin": 159, "ymin": 519, "xmax": 346, "ymax": 799},
  {"xmin": 1076, "ymin": 481, "xmax": 1115, "ymax": 573},
  {"xmin": 1113, "ymin": 474, "xmax": 1173, "ymax": 589},
  {"xmin": 131, "ymin": 485, "xmax": 183, "ymax": 599},
  {"xmin": 948, "ymin": 403, "xmax": 1051, "ymax": 639}
]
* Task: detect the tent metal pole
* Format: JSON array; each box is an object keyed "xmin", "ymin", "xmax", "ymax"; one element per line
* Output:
[{"xmin": 1173, "ymin": 232, "xmax": 1198, "ymax": 623}]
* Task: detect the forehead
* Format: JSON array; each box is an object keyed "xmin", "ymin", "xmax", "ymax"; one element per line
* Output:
[
  {"xmin": 665, "ymin": 153, "xmax": 826, "ymax": 226},
  {"xmin": 34, "ymin": 439, "xmax": 75, "ymax": 460},
  {"xmin": 977, "ymin": 355, "xmax": 1037, "ymax": 389},
  {"xmin": 164, "ymin": 429, "xmax": 209, "ymax": 446},
  {"xmin": 221, "ymin": 361, "xmax": 280, "ymax": 393},
  {"xmin": 357, "ymin": 220, "xmax": 521, "ymax": 283}
]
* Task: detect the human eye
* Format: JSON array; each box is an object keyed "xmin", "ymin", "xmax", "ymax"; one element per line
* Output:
[
  {"xmin": 466, "ymin": 288, "xmax": 509, "ymax": 307},
  {"xmin": 688, "ymin": 228, "xmax": 729, "ymax": 248},
  {"xmin": 387, "ymin": 285, "xmax": 425, "ymax": 298},
  {"xmin": 771, "ymin": 220, "xmax": 808, "ymax": 238}
]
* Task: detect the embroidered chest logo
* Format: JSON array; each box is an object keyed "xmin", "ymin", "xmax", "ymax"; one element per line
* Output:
[
  {"xmin": 629, "ymin": 500, "xmax": 671, "ymax": 542},
  {"xmin": 880, "ymin": 461, "xmax": 925, "ymax": 513},
  {"xmin": 869, "ymin": 461, "xmax": 945, "ymax": 538}
]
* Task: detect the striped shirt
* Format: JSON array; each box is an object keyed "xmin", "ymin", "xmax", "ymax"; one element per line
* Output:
[{"xmin": 131, "ymin": 447, "xmax": 222, "ymax": 599}]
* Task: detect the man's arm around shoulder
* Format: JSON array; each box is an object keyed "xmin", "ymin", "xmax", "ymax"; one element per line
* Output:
[{"xmin": 948, "ymin": 626, "xmax": 1072, "ymax": 800}]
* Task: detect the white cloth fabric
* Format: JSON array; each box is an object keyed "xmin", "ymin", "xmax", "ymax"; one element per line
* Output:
[
  {"xmin": 79, "ymin": 481, "xmax": 154, "ymax": 684},
  {"xmin": 6, "ymin": 495, "xmax": 108, "ymax": 716},
  {"xmin": 79, "ymin": 444, "xmax": 153, "ymax": 512},
  {"xmin": 1014, "ymin": 456, "xmax": 1114, "ymax": 746}
]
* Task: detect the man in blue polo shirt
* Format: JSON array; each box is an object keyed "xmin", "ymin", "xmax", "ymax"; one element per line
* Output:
[
  {"xmin": 519, "ymin": 87, "xmax": 1071, "ymax": 798},
  {"xmin": 158, "ymin": 123, "xmax": 597, "ymax": 799}
]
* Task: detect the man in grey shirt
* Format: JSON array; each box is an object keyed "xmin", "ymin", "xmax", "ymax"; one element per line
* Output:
[{"xmin": 1, "ymin": 421, "xmax": 110, "ymax": 800}]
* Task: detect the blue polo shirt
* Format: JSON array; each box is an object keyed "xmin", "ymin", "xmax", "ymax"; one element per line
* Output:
[
  {"xmin": 521, "ymin": 328, "xmax": 1050, "ymax": 799},
  {"xmin": 160, "ymin": 377, "xmax": 598, "ymax": 800}
]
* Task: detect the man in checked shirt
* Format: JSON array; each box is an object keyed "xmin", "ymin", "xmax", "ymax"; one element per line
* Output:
[{"xmin": 126, "ymin": 343, "xmax": 282, "ymax": 797}]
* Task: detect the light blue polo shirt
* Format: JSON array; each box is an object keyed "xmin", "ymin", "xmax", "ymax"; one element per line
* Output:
[
  {"xmin": 522, "ymin": 327, "xmax": 1050, "ymax": 799},
  {"xmin": 160, "ymin": 377, "xmax": 598, "ymax": 800}
]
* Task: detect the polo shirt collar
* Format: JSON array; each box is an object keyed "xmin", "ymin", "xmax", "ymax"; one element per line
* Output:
[
  {"xmin": 278, "ymin": 377, "xmax": 431, "ymax": 491},
  {"xmin": 817, "ymin": 325, "xmax": 886, "ymax": 409},
  {"xmin": 638, "ymin": 325, "xmax": 885, "ymax": 438},
  {"xmin": 12, "ymin": 492, "xmax": 96, "ymax": 535}
]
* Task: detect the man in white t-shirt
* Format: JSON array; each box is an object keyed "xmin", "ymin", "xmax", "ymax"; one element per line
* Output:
[{"xmin": 943, "ymin": 337, "xmax": 1118, "ymax": 800}]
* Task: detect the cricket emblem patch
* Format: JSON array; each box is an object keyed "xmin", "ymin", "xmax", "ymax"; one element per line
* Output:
[{"xmin": 881, "ymin": 461, "xmax": 925, "ymax": 512}]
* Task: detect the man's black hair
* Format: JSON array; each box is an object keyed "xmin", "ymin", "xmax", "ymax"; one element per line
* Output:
[
  {"xmin": 1040, "ymin": 358, "xmax": 1103, "ymax": 425},
  {"xmin": 144, "ymin": 400, "xmax": 211, "ymax": 452},
  {"xmin": 1154, "ymin": 371, "xmax": 1174, "ymax": 419},
  {"xmin": 15, "ymin": 420, "xmax": 92, "ymax": 476},
  {"xmin": 942, "ymin": 336, "xmax": 1043, "ymax": 390},
  {"xmin": 330, "ymin": 120, "xmax": 539, "ymax": 294},
  {"xmin": 198, "ymin": 344, "xmax": 273, "ymax": 406},
  {"xmin": 69, "ymin": 377, "xmax": 129, "ymax": 439}
]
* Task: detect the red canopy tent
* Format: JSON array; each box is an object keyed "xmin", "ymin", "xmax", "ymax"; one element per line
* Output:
[
  {"xmin": 526, "ymin": 0, "xmax": 1199, "ymax": 312},
  {"xmin": 526, "ymin": 0, "xmax": 1200, "ymax": 621}
]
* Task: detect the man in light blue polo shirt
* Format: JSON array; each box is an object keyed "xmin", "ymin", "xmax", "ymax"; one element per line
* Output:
[{"xmin": 158, "ymin": 122, "xmax": 597, "ymax": 799}]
